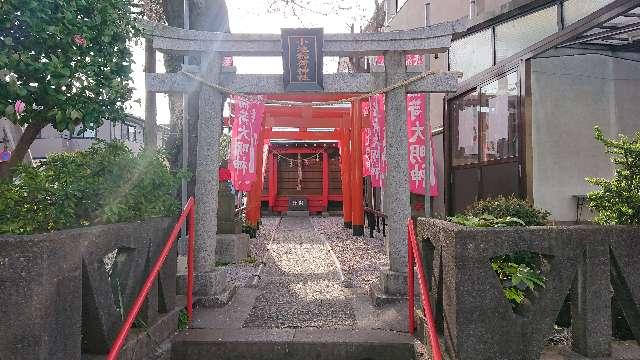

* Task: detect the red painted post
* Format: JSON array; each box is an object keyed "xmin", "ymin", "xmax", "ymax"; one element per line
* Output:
[
  {"xmin": 351, "ymin": 100, "xmax": 364, "ymax": 236},
  {"xmin": 408, "ymin": 219, "xmax": 442, "ymax": 360},
  {"xmin": 408, "ymin": 238, "xmax": 415, "ymax": 335},
  {"xmin": 341, "ymin": 130, "xmax": 352, "ymax": 227},
  {"xmin": 322, "ymin": 150, "xmax": 329, "ymax": 211},
  {"xmin": 187, "ymin": 203, "xmax": 195, "ymax": 321},
  {"xmin": 268, "ymin": 153, "xmax": 275, "ymax": 209},
  {"xmin": 245, "ymin": 130, "xmax": 265, "ymax": 226},
  {"xmin": 272, "ymin": 154, "xmax": 278, "ymax": 210}
]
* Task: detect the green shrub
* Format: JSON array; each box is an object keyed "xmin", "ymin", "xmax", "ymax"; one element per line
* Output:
[
  {"xmin": 464, "ymin": 195, "xmax": 550, "ymax": 226},
  {"xmin": 448, "ymin": 214, "xmax": 526, "ymax": 227},
  {"xmin": 491, "ymin": 252, "xmax": 546, "ymax": 306},
  {"xmin": 587, "ymin": 126, "xmax": 640, "ymax": 225},
  {"xmin": 0, "ymin": 141, "xmax": 185, "ymax": 235},
  {"xmin": 449, "ymin": 197, "xmax": 551, "ymax": 307}
]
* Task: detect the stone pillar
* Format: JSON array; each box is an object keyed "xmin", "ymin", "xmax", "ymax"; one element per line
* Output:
[
  {"xmin": 143, "ymin": 38, "xmax": 157, "ymax": 150},
  {"xmin": 571, "ymin": 238, "xmax": 611, "ymax": 357},
  {"xmin": 371, "ymin": 51, "xmax": 411, "ymax": 304},
  {"xmin": 193, "ymin": 53, "xmax": 233, "ymax": 305}
]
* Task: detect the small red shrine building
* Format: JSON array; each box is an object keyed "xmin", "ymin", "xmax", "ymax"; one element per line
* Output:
[{"xmin": 261, "ymin": 142, "xmax": 343, "ymax": 214}]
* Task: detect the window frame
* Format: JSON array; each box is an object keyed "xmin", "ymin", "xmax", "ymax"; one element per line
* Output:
[{"xmin": 71, "ymin": 127, "xmax": 97, "ymax": 139}]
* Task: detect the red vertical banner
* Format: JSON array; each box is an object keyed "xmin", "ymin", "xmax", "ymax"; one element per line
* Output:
[
  {"xmin": 362, "ymin": 128, "xmax": 371, "ymax": 176},
  {"xmin": 361, "ymin": 100, "xmax": 371, "ymax": 176},
  {"xmin": 368, "ymin": 94, "xmax": 386, "ymax": 188},
  {"xmin": 407, "ymin": 94, "xmax": 438, "ymax": 196},
  {"xmin": 229, "ymin": 96, "xmax": 265, "ymax": 191}
]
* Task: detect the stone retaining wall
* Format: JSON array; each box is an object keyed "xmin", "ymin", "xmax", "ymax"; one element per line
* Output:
[
  {"xmin": 416, "ymin": 218, "xmax": 640, "ymax": 360},
  {"xmin": 0, "ymin": 217, "xmax": 176, "ymax": 360}
]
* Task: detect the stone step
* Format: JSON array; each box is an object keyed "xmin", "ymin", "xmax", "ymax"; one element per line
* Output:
[
  {"xmin": 286, "ymin": 210, "xmax": 310, "ymax": 217},
  {"xmin": 171, "ymin": 328, "xmax": 416, "ymax": 360}
]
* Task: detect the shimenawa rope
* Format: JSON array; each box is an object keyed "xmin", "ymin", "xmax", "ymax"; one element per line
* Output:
[{"xmin": 179, "ymin": 69, "xmax": 462, "ymax": 107}]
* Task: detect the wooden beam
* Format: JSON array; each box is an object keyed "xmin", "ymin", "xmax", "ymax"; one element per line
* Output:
[
  {"xmin": 264, "ymin": 130, "xmax": 342, "ymax": 141},
  {"xmin": 265, "ymin": 93, "xmax": 359, "ymax": 102},
  {"xmin": 265, "ymin": 116, "xmax": 343, "ymax": 129},
  {"xmin": 264, "ymin": 106, "xmax": 350, "ymax": 117}
]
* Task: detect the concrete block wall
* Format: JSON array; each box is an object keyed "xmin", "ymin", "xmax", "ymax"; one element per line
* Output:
[
  {"xmin": 0, "ymin": 218, "xmax": 176, "ymax": 359},
  {"xmin": 417, "ymin": 217, "xmax": 640, "ymax": 360}
]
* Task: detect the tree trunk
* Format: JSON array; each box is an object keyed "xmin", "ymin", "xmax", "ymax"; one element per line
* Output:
[{"xmin": 0, "ymin": 120, "xmax": 46, "ymax": 179}]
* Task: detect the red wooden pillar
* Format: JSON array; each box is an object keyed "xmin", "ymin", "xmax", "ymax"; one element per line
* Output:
[
  {"xmin": 340, "ymin": 129, "xmax": 352, "ymax": 228},
  {"xmin": 267, "ymin": 153, "xmax": 275, "ymax": 210},
  {"xmin": 246, "ymin": 131, "xmax": 265, "ymax": 227},
  {"xmin": 351, "ymin": 100, "xmax": 364, "ymax": 236},
  {"xmin": 271, "ymin": 153, "xmax": 278, "ymax": 211},
  {"xmin": 322, "ymin": 150, "xmax": 329, "ymax": 211}
]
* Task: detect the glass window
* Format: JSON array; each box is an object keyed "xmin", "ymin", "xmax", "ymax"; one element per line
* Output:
[
  {"xmin": 480, "ymin": 72, "xmax": 519, "ymax": 162},
  {"xmin": 73, "ymin": 126, "xmax": 96, "ymax": 138},
  {"xmin": 128, "ymin": 125, "xmax": 137, "ymax": 142},
  {"xmin": 451, "ymin": 91, "xmax": 480, "ymax": 166},
  {"xmin": 563, "ymin": 0, "xmax": 616, "ymax": 26},
  {"xmin": 495, "ymin": 6, "xmax": 559, "ymax": 62},
  {"xmin": 449, "ymin": 29, "xmax": 493, "ymax": 80},
  {"xmin": 121, "ymin": 123, "xmax": 136, "ymax": 141}
]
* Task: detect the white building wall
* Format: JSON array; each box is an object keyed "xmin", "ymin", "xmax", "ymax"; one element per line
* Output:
[{"xmin": 531, "ymin": 54, "xmax": 640, "ymax": 222}]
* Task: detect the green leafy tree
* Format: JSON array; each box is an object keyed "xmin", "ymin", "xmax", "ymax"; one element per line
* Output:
[
  {"xmin": 587, "ymin": 126, "xmax": 640, "ymax": 225},
  {"xmin": 0, "ymin": 0, "xmax": 140, "ymax": 178}
]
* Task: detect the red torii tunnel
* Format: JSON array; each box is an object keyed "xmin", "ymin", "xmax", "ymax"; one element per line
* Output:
[{"xmin": 235, "ymin": 95, "xmax": 369, "ymax": 235}]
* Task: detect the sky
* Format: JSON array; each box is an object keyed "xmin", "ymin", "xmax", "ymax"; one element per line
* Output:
[{"xmin": 127, "ymin": 0, "xmax": 377, "ymax": 124}]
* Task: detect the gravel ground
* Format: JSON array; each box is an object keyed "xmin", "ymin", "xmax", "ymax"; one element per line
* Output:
[
  {"xmin": 311, "ymin": 216, "xmax": 389, "ymax": 289},
  {"xmin": 221, "ymin": 216, "xmax": 281, "ymax": 288},
  {"xmin": 243, "ymin": 216, "xmax": 357, "ymax": 329}
]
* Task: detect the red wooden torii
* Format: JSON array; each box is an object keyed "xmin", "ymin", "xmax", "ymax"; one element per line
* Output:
[{"xmin": 234, "ymin": 95, "xmax": 368, "ymax": 235}]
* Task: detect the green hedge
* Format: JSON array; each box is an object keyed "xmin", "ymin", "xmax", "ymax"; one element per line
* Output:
[{"xmin": 0, "ymin": 141, "xmax": 186, "ymax": 235}]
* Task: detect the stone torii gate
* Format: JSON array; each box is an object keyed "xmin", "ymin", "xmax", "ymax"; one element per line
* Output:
[{"xmin": 142, "ymin": 20, "xmax": 463, "ymax": 303}]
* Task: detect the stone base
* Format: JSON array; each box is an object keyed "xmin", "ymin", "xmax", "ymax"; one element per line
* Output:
[
  {"xmin": 344, "ymin": 222, "xmax": 352, "ymax": 229},
  {"xmin": 369, "ymin": 282, "xmax": 406, "ymax": 307},
  {"xmin": 287, "ymin": 210, "xmax": 310, "ymax": 217},
  {"xmin": 215, "ymin": 233, "xmax": 250, "ymax": 264},
  {"xmin": 217, "ymin": 219, "xmax": 241, "ymax": 235},
  {"xmin": 194, "ymin": 270, "xmax": 227, "ymax": 296},
  {"xmin": 195, "ymin": 285, "xmax": 237, "ymax": 308},
  {"xmin": 379, "ymin": 268, "xmax": 408, "ymax": 295},
  {"xmin": 352, "ymin": 225, "xmax": 365, "ymax": 236},
  {"xmin": 369, "ymin": 269, "xmax": 408, "ymax": 307},
  {"xmin": 177, "ymin": 269, "xmax": 228, "ymax": 296},
  {"xmin": 321, "ymin": 212, "xmax": 330, "ymax": 217}
]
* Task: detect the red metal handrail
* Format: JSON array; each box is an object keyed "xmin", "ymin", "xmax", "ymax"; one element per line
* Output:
[
  {"xmin": 408, "ymin": 218, "xmax": 442, "ymax": 360},
  {"xmin": 106, "ymin": 197, "xmax": 196, "ymax": 360}
]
